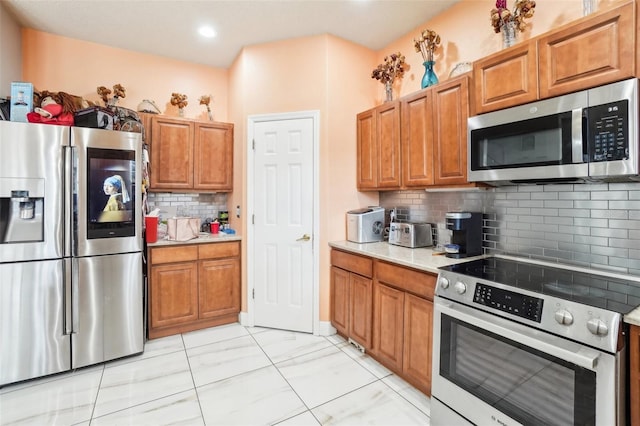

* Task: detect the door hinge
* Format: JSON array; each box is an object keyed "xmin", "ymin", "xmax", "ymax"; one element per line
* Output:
[
  {"xmin": 252, "ymin": 214, "xmax": 255, "ymax": 225},
  {"xmin": 252, "ymin": 139, "xmax": 255, "ymax": 150},
  {"xmin": 252, "ymin": 288, "xmax": 255, "ymax": 299}
]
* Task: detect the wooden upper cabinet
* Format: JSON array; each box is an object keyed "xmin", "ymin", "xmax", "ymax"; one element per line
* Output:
[
  {"xmin": 356, "ymin": 101, "xmax": 401, "ymax": 190},
  {"xmin": 356, "ymin": 109, "xmax": 377, "ymax": 190},
  {"xmin": 538, "ymin": 2, "xmax": 635, "ymax": 99},
  {"xmin": 473, "ymin": 40, "xmax": 538, "ymax": 114},
  {"xmin": 473, "ymin": 1, "xmax": 637, "ymax": 114},
  {"xmin": 150, "ymin": 116, "xmax": 194, "ymax": 190},
  {"xmin": 433, "ymin": 76, "xmax": 471, "ymax": 186},
  {"xmin": 194, "ymin": 122, "xmax": 234, "ymax": 191},
  {"xmin": 375, "ymin": 101, "xmax": 401, "ymax": 189},
  {"xmin": 148, "ymin": 115, "xmax": 234, "ymax": 192},
  {"xmin": 401, "ymin": 89, "xmax": 434, "ymax": 187}
]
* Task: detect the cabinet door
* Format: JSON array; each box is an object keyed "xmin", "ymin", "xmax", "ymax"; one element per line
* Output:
[
  {"xmin": 376, "ymin": 101, "xmax": 401, "ymax": 189},
  {"xmin": 538, "ymin": 2, "xmax": 635, "ymax": 99},
  {"xmin": 401, "ymin": 89, "xmax": 434, "ymax": 187},
  {"xmin": 473, "ymin": 41, "xmax": 538, "ymax": 114},
  {"xmin": 349, "ymin": 273, "xmax": 373, "ymax": 350},
  {"xmin": 403, "ymin": 293, "xmax": 433, "ymax": 396},
  {"xmin": 150, "ymin": 261, "xmax": 198, "ymax": 329},
  {"xmin": 630, "ymin": 324, "xmax": 640, "ymax": 426},
  {"xmin": 373, "ymin": 282, "xmax": 404, "ymax": 372},
  {"xmin": 330, "ymin": 266, "xmax": 350, "ymax": 336},
  {"xmin": 356, "ymin": 109, "xmax": 377, "ymax": 190},
  {"xmin": 433, "ymin": 76, "xmax": 470, "ymax": 186},
  {"xmin": 149, "ymin": 117, "xmax": 194, "ymax": 190},
  {"xmin": 194, "ymin": 122, "xmax": 234, "ymax": 191},
  {"xmin": 198, "ymin": 257, "xmax": 240, "ymax": 319}
]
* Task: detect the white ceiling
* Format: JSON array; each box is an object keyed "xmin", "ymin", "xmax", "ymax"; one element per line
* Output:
[{"xmin": 3, "ymin": 0, "xmax": 458, "ymax": 69}]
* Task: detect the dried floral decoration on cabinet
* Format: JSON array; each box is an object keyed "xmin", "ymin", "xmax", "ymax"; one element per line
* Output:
[
  {"xmin": 490, "ymin": 0, "xmax": 536, "ymax": 48},
  {"xmin": 199, "ymin": 95, "xmax": 213, "ymax": 121},
  {"xmin": 413, "ymin": 29, "xmax": 441, "ymax": 88},
  {"xmin": 371, "ymin": 52, "xmax": 406, "ymax": 102},
  {"xmin": 170, "ymin": 92, "xmax": 188, "ymax": 117}
]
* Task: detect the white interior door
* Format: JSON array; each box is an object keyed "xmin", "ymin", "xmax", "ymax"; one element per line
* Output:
[{"xmin": 252, "ymin": 115, "xmax": 315, "ymax": 333}]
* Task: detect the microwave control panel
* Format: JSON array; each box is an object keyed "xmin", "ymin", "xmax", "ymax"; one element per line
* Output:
[{"xmin": 586, "ymin": 99, "xmax": 629, "ymax": 162}]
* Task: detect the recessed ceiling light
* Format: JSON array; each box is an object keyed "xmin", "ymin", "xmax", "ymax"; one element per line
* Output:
[{"xmin": 198, "ymin": 26, "xmax": 217, "ymax": 38}]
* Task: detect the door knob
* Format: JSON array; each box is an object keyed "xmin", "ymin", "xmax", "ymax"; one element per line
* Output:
[{"xmin": 297, "ymin": 234, "xmax": 311, "ymax": 241}]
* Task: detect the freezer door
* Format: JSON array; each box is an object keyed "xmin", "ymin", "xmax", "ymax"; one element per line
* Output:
[
  {"xmin": 0, "ymin": 259, "xmax": 71, "ymax": 386},
  {"xmin": 72, "ymin": 252, "xmax": 144, "ymax": 368},
  {"xmin": 0, "ymin": 121, "xmax": 68, "ymax": 263}
]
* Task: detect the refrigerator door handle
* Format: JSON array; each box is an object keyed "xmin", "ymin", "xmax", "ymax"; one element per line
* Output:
[
  {"xmin": 71, "ymin": 258, "xmax": 79, "ymax": 333},
  {"xmin": 64, "ymin": 145, "xmax": 76, "ymax": 257},
  {"xmin": 64, "ymin": 258, "xmax": 73, "ymax": 334}
]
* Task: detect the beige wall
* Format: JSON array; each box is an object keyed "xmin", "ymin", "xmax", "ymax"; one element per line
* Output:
[
  {"xmin": 229, "ymin": 34, "xmax": 378, "ymax": 318},
  {"xmin": 21, "ymin": 29, "xmax": 229, "ymax": 121},
  {"xmin": 375, "ymin": 0, "xmax": 625, "ymax": 99},
  {"xmin": 0, "ymin": 2, "xmax": 22, "ymax": 98}
]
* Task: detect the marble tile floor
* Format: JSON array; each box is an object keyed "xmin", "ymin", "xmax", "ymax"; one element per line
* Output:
[{"xmin": 0, "ymin": 323, "xmax": 431, "ymax": 425}]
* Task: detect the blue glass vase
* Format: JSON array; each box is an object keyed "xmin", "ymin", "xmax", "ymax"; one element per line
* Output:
[{"xmin": 421, "ymin": 60, "xmax": 438, "ymax": 89}]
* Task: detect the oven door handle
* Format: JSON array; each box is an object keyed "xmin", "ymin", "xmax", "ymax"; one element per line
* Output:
[{"xmin": 436, "ymin": 298, "xmax": 602, "ymax": 370}]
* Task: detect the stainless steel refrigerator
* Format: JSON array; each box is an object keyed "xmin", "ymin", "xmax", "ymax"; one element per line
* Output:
[{"xmin": 0, "ymin": 120, "xmax": 144, "ymax": 387}]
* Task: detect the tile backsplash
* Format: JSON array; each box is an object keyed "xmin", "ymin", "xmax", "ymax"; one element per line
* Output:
[
  {"xmin": 379, "ymin": 182, "xmax": 640, "ymax": 275},
  {"xmin": 147, "ymin": 192, "xmax": 228, "ymax": 222}
]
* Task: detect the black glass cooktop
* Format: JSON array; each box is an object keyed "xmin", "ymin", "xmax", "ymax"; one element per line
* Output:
[{"xmin": 439, "ymin": 256, "xmax": 640, "ymax": 314}]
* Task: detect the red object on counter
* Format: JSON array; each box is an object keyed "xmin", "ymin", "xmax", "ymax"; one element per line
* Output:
[
  {"xmin": 145, "ymin": 216, "xmax": 158, "ymax": 243},
  {"xmin": 211, "ymin": 222, "xmax": 220, "ymax": 234}
]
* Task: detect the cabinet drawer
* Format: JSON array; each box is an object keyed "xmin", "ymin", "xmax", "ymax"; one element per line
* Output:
[
  {"xmin": 331, "ymin": 250, "xmax": 373, "ymax": 278},
  {"xmin": 375, "ymin": 261, "xmax": 436, "ymax": 300},
  {"xmin": 199, "ymin": 242, "xmax": 240, "ymax": 259},
  {"xmin": 151, "ymin": 246, "xmax": 198, "ymax": 264}
]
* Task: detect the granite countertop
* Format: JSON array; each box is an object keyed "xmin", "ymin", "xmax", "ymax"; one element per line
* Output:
[
  {"xmin": 328, "ymin": 240, "xmax": 485, "ymax": 275},
  {"xmin": 329, "ymin": 240, "xmax": 640, "ymax": 326},
  {"xmin": 148, "ymin": 232, "xmax": 242, "ymax": 247}
]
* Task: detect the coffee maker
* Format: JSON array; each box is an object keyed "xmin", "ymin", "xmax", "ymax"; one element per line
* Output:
[{"xmin": 445, "ymin": 212, "xmax": 482, "ymax": 258}]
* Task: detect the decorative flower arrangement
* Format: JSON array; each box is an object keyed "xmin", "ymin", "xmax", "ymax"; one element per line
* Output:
[
  {"xmin": 490, "ymin": 0, "xmax": 536, "ymax": 33},
  {"xmin": 199, "ymin": 95, "xmax": 213, "ymax": 121},
  {"xmin": 170, "ymin": 92, "xmax": 188, "ymax": 116},
  {"xmin": 413, "ymin": 29, "xmax": 441, "ymax": 63},
  {"xmin": 371, "ymin": 52, "xmax": 406, "ymax": 85},
  {"xmin": 97, "ymin": 84, "xmax": 126, "ymax": 106},
  {"xmin": 371, "ymin": 52, "xmax": 406, "ymax": 101}
]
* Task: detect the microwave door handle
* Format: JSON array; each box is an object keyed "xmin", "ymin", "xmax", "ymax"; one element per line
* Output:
[
  {"xmin": 436, "ymin": 298, "xmax": 600, "ymax": 370},
  {"xmin": 572, "ymin": 109, "xmax": 585, "ymax": 163}
]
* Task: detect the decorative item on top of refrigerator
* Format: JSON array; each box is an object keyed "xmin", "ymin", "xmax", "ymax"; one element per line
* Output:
[{"xmin": 346, "ymin": 206, "xmax": 385, "ymax": 243}]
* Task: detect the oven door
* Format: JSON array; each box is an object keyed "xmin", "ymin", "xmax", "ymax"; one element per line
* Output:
[{"xmin": 432, "ymin": 296, "xmax": 624, "ymax": 426}]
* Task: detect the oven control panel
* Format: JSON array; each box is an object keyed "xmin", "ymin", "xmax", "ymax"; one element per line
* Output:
[{"xmin": 473, "ymin": 283, "xmax": 544, "ymax": 323}]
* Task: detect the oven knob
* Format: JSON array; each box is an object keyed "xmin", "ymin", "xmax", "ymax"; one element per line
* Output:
[
  {"xmin": 439, "ymin": 277, "xmax": 450, "ymax": 289},
  {"xmin": 554, "ymin": 309, "xmax": 574, "ymax": 326},
  {"xmin": 586, "ymin": 318, "xmax": 609, "ymax": 337},
  {"xmin": 454, "ymin": 281, "xmax": 466, "ymax": 295}
]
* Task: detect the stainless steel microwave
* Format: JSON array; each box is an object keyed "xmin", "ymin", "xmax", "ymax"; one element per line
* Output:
[{"xmin": 468, "ymin": 78, "xmax": 639, "ymax": 185}]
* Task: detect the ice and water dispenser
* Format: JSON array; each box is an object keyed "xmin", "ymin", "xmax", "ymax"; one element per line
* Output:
[{"xmin": 0, "ymin": 178, "xmax": 45, "ymax": 243}]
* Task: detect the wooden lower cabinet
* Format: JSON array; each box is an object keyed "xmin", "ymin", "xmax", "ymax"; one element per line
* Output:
[
  {"xmin": 630, "ymin": 324, "xmax": 640, "ymax": 425},
  {"xmin": 402, "ymin": 293, "xmax": 433, "ymax": 394},
  {"xmin": 149, "ymin": 241, "xmax": 240, "ymax": 339},
  {"xmin": 150, "ymin": 260, "xmax": 199, "ymax": 328},
  {"xmin": 372, "ymin": 260, "xmax": 436, "ymax": 395},
  {"xmin": 330, "ymin": 250, "xmax": 374, "ymax": 350}
]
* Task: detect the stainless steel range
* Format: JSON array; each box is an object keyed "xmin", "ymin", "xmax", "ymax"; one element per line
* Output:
[{"xmin": 431, "ymin": 255, "xmax": 640, "ymax": 426}]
